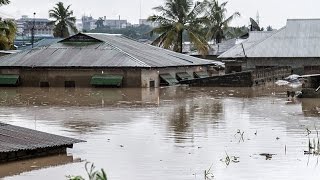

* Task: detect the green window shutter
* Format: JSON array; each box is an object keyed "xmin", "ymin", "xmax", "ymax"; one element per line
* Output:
[
  {"xmin": 91, "ymin": 75, "xmax": 123, "ymax": 87},
  {"xmin": 0, "ymin": 75, "xmax": 20, "ymax": 85}
]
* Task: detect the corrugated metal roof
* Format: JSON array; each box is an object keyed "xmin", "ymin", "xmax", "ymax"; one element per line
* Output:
[
  {"xmin": 187, "ymin": 39, "xmax": 237, "ymax": 56},
  {"xmin": 0, "ymin": 33, "xmax": 221, "ymax": 68},
  {"xmin": 0, "ymin": 123, "xmax": 84, "ymax": 153},
  {"xmin": 218, "ymin": 31, "xmax": 275, "ymax": 58},
  {"xmin": 18, "ymin": 38, "xmax": 62, "ymax": 51},
  {"xmin": 219, "ymin": 19, "xmax": 320, "ymax": 58},
  {"xmin": 213, "ymin": 39, "xmax": 237, "ymax": 56}
]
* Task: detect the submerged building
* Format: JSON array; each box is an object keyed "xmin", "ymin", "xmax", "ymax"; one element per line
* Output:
[
  {"xmin": 219, "ymin": 19, "xmax": 320, "ymax": 75},
  {"xmin": 0, "ymin": 33, "xmax": 221, "ymax": 88}
]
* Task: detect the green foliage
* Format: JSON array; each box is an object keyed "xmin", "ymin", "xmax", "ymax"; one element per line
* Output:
[
  {"xmin": 95, "ymin": 17, "xmax": 104, "ymax": 29},
  {"xmin": 204, "ymin": 0, "xmax": 240, "ymax": 43},
  {"xmin": 266, "ymin": 25, "xmax": 273, "ymax": 31},
  {"xmin": 0, "ymin": 0, "xmax": 9, "ymax": 6},
  {"xmin": 67, "ymin": 162, "xmax": 108, "ymax": 180},
  {"xmin": 49, "ymin": 2, "xmax": 77, "ymax": 38},
  {"xmin": 0, "ymin": 19, "xmax": 16, "ymax": 50},
  {"xmin": 224, "ymin": 26, "xmax": 248, "ymax": 40},
  {"xmin": 148, "ymin": 0, "xmax": 209, "ymax": 55},
  {"xmin": 0, "ymin": 0, "xmax": 15, "ymax": 50}
]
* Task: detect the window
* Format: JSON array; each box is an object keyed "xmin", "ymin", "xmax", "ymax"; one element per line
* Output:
[
  {"xmin": 150, "ymin": 80, "xmax": 155, "ymax": 88},
  {"xmin": 65, "ymin": 81, "xmax": 75, "ymax": 88},
  {"xmin": 39, "ymin": 81, "xmax": 49, "ymax": 87}
]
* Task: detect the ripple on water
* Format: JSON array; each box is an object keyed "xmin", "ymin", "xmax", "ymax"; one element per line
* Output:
[{"xmin": 0, "ymin": 87, "xmax": 320, "ymax": 180}]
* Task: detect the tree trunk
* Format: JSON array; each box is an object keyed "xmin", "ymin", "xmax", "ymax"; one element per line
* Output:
[{"xmin": 178, "ymin": 30, "xmax": 183, "ymax": 53}]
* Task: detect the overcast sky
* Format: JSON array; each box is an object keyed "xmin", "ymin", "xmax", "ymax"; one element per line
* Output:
[{"xmin": 0, "ymin": 0, "xmax": 319, "ymax": 29}]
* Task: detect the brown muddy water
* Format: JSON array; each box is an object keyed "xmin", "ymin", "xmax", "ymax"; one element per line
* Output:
[{"xmin": 0, "ymin": 86, "xmax": 320, "ymax": 180}]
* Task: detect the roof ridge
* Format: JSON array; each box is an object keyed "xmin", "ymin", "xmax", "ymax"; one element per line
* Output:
[
  {"xmin": 102, "ymin": 41, "xmax": 151, "ymax": 67},
  {"xmin": 218, "ymin": 37, "xmax": 250, "ymax": 57},
  {"xmin": 244, "ymin": 27, "xmax": 286, "ymax": 55},
  {"xmin": 85, "ymin": 33, "xmax": 151, "ymax": 67}
]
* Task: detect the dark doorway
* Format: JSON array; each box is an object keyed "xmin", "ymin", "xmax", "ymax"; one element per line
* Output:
[
  {"xmin": 39, "ymin": 81, "xmax": 49, "ymax": 88},
  {"xmin": 150, "ymin": 80, "xmax": 155, "ymax": 88},
  {"xmin": 65, "ymin": 81, "xmax": 75, "ymax": 88}
]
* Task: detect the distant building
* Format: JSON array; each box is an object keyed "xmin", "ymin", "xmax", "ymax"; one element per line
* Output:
[
  {"xmin": 103, "ymin": 17, "xmax": 128, "ymax": 29},
  {"xmin": 219, "ymin": 19, "xmax": 320, "ymax": 75},
  {"xmin": 81, "ymin": 16, "xmax": 97, "ymax": 31},
  {"xmin": 76, "ymin": 19, "xmax": 83, "ymax": 32},
  {"xmin": 139, "ymin": 19, "xmax": 158, "ymax": 27},
  {"xmin": 16, "ymin": 15, "xmax": 54, "ymax": 38}
]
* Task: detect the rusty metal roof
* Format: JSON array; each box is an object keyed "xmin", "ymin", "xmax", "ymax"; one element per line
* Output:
[
  {"xmin": 0, "ymin": 123, "xmax": 84, "ymax": 153},
  {"xmin": 0, "ymin": 33, "xmax": 221, "ymax": 68}
]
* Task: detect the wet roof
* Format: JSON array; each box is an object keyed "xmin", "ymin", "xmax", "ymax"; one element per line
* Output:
[
  {"xmin": 18, "ymin": 38, "xmax": 62, "ymax": 51},
  {"xmin": 0, "ymin": 33, "xmax": 221, "ymax": 68},
  {"xmin": 0, "ymin": 123, "xmax": 84, "ymax": 153},
  {"xmin": 218, "ymin": 31, "xmax": 275, "ymax": 58},
  {"xmin": 219, "ymin": 19, "xmax": 320, "ymax": 58}
]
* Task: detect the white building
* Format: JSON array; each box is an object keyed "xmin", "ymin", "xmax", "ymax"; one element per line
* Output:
[
  {"xmin": 16, "ymin": 15, "xmax": 54, "ymax": 38},
  {"xmin": 139, "ymin": 19, "xmax": 158, "ymax": 27}
]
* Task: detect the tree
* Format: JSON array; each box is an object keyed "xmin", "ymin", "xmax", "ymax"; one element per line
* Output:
[
  {"xmin": 148, "ymin": 0, "xmax": 209, "ymax": 55},
  {"xmin": 0, "ymin": 0, "xmax": 16, "ymax": 50},
  {"xmin": 95, "ymin": 17, "xmax": 104, "ymax": 29},
  {"xmin": 266, "ymin": 25, "xmax": 273, "ymax": 31},
  {"xmin": 0, "ymin": 0, "xmax": 10, "ymax": 6},
  {"xmin": 0, "ymin": 19, "xmax": 16, "ymax": 50},
  {"xmin": 205, "ymin": 0, "xmax": 240, "ymax": 43},
  {"xmin": 49, "ymin": 2, "xmax": 77, "ymax": 38}
]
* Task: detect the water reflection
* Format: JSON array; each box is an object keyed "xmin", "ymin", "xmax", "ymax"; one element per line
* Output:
[
  {"xmin": 1, "ymin": 86, "xmax": 320, "ymax": 180},
  {"xmin": 301, "ymin": 98, "xmax": 320, "ymax": 117},
  {"xmin": 0, "ymin": 154, "xmax": 80, "ymax": 178},
  {"xmin": 0, "ymin": 87, "xmax": 161, "ymax": 107},
  {"xmin": 168, "ymin": 98, "xmax": 223, "ymax": 143}
]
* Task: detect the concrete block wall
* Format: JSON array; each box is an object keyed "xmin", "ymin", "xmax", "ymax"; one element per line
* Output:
[{"xmin": 0, "ymin": 68, "xmax": 142, "ymax": 88}]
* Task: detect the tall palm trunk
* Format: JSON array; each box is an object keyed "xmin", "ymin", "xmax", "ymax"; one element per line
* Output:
[{"xmin": 178, "ymin": 30, "xmax": 183, "ymax": 53}]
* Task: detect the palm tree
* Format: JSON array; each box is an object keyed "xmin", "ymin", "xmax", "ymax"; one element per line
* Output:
[
  {"xmin": 205, "ymin": 0, "xmax": 240, "ymax": 43},
  {"xmin": 95, "ymin": 17, "xmax": 104, "ymax": 29},
  {"xmin": 0, "ymin": 0, "xmax": 16, "ymax": 50},
  {"xmin": 49, "ymin": 2, "xmax": 77, "ymax": 38},
  {"xmin": 0, "ymin": 0, "xmax": 10, "ymax": 6},
  {"xmin": 148, "ymin": 0, "xmax": 209, "ymax": 55},
  {"xmin": 0, "ymin": 19, "xmax": 16, "ymax": 50}
]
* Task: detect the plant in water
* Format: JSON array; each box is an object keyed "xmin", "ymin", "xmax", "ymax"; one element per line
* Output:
[
  {"xmin": 204, "ymin": 164, "xmax": 214, "ymax": 179},
  {"xmin": 220, "ymin": 151, "xmax": 240, "ymax": 166},
  {"xmin": 234, "ymin": 129, "xmax": 244, "ymax": 143},
  {"xmin": 304, "ymin": 125, "xmax": 320, "ymax": 155},
  {"xmin": 67, "ymin": 162, "xmax": 107, "ymax": 180}
]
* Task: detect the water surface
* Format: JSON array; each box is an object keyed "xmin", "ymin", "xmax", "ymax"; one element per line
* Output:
[{"xmin": 0, "ymin": 87, "xmax": 319, "ymax": 180}]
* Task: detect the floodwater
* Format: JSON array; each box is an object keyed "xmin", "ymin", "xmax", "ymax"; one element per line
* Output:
[{"xmin": 0, "ymin": 86, "xmax": 320, "ymax": 180}]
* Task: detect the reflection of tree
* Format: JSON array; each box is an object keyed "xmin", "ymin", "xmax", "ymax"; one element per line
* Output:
[
  {"xmin": 301, "ymin": 99, "xmax": 320, "ymax": 117},
  {"xmin": 168, "ymin": 98, "xmax": 223, "ymax": 144}
]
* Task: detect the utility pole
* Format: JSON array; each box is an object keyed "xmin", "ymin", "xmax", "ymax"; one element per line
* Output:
[
  {"xmin": 31, "ymin": 12, "xmax": 36, "ymax": 48},
  {"xmin": 256, "ymin": 11, "xmax": 260, "ymax": 26}
]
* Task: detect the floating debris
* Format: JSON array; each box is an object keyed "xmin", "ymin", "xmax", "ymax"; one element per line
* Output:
[{"xmin": 259, "ymin": 153, "xmax": 276, "ymax": 160}]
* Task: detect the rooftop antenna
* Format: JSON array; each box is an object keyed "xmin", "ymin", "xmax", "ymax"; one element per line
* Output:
[
  {"xmin": 31, "ymin": 12, "xmax": 36, "ymax": 48},
  {"xmin": 139, "ymin": 0, "xmax": 142, "ymax": 20}
]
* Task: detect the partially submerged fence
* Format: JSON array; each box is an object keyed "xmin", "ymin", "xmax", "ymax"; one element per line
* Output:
[{"xmin": 180, "ymin": 67, "xmax": 292, "ymax": 87}]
